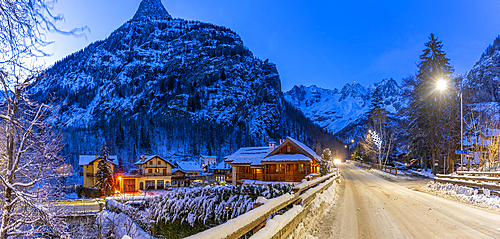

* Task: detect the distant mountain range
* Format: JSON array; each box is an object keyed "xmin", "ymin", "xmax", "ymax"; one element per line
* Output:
[
  {"xmin": 284, "ymin": 78, "xmax": 405, "ymax": 141},
  {"xmin": 284, "ymin": 36, "xmax": 500, "ymax": 142}
]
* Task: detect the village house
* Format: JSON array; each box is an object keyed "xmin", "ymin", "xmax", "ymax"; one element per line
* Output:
[
  {"xmin": 212, "ymin": 161, "xmax": 232, "ymax": 183},
  {"xmin": 226, "ymin": 137, "xmax": 321, "ymax": 185},
  {"xmin": 171, "ymin": 169, "xmax": 189, "ymax": 187},
  {"xmin": 79, "ymin": 155, "xmax": 118, "ymax": 187},
  {"xmin": 175, "ymin": 160, "xmax": 205, "ymax": 184},
  {"xmin": 116, "ymin": 155, "xmax": 176, "ymax": 193},
  {"xmin": 199, "ymin": 155, "xmax": 217, "ymax": 168}
]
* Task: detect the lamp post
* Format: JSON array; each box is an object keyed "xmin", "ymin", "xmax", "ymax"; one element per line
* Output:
[
  {"xmin": 437, "ymin": 78, "xmax": 463, "ymax": 172},
  {"xmin": 345, "ymin": 139, "xmax": 355, "ymax": 161}
]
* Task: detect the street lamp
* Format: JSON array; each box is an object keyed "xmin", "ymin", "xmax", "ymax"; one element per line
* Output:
[{"xmin": 436, "ymin": 78, "xmax": 464, "ymax": 172}]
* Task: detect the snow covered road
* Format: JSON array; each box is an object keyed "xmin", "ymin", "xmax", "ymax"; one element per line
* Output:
[{"xmin": 309, "ymin": 162, "xmax": 500, "ymax": 238}]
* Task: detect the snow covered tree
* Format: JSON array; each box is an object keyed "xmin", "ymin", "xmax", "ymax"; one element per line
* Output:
[
  {"xmin": 95, "ymin": 140, "xmax": 115, "ymax": 195},
  {"xmin": 320, "ymin": 148, "xmax": 332, "ymax": 175},
  {"xmin": 0, "ymin": 0, "xmax": 85, "ymax": 237},
  {"xmin": 0, "ymin": 73, "xmax": 70, "ymax": 238},
  {"xmin": 401, "ymin": 34, "xmax": 459, "ymax": 173}
]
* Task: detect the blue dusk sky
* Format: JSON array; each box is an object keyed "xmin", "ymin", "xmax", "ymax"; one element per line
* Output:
[{"xmin": 39, "ymin": 0, "xmax": 500, "ymax": 91}]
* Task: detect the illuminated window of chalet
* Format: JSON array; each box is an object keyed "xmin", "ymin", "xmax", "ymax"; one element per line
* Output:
[
  {"xmin": 287, "ymin": 146, "xmax": 291, "ymax": 153},
  {"xmin": 298, "ymin": 164, "xmax": 303, "ymax": 173},
  {"xmin": 276, "ymin": 164, "xmax": 281, "ymax": 173}
]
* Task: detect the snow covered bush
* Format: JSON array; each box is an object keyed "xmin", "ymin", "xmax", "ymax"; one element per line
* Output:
[{"xmin": 145, "ymin": 184, "xmax": 293, "ymax": 238}]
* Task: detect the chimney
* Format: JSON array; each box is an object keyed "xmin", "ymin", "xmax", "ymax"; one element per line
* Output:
[
  {"xmin": 279, "ymin": 139, "xmax": 285, "ymax": 145},
  {"xmin": 269, "ymin": 141, "xmax": 276, "ymax": 152}
]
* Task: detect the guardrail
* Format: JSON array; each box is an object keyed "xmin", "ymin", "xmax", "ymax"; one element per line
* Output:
[
  {"xmin": 186, "ymin": 171, "xmax": 340, "ymax": 239},
  {"xmin": 434, "ymin": 173, "xmax": 500, "ymax": 195}
]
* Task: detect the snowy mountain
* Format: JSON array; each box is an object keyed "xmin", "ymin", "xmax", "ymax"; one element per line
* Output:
[
  {"xmin": 30, "ymin": 0, "xmax": 335, "ymax": 166},
  {"xmin": 466, "ymin": 36, "xmax": 500, "ymax": 103},
  {"xmin": 284, "ymin": 78, "xmax": 405, "ymax": 141}
]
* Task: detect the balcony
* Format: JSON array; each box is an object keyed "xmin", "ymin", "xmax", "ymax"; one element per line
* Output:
[
  {"xmin": 262, "ymin": 173, "xmax": 306, "ymax": 182},
  {"xmin": 234, "ymin": 173, "xmax": 307, "ymax": 182},
  {"xmin": 141, "ymin": 173, "xmax": 173, "ymax": 177}
]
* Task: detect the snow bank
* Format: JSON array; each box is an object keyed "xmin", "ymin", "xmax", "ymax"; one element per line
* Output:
[
  {"xmin": 300, "ymin": 176, "xmax": 338, "ymax": 204},
  {"xmin": 287, "ymin": 174, "xmax": 340, "ymax": 239},
  {"xmin": 409, "ymin": 169, "xmax": 435, "ymax": 178},
  {"xmin": 423, "ymin": 181, "xmax": 500, "ymax": 210}
]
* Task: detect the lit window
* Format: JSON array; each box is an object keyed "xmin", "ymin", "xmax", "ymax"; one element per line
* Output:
[
  {"xmin": 276, "ymin": 164, "xmax": 281, "ymax": 173},
  {"xmin": 298, "ymin": 164, "xmax": 303, "ymax": 173}
]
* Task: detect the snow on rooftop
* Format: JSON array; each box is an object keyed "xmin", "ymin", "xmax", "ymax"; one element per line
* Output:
[
  {"xmin": 286, "ymin": 137, "xmax": 321, "ymax": 160},
  {"xmin": 212, "ymin": 161, "xmax": 231, "ymax": 170},
  {"xmin": 79, "ymin": 155, "xmax": 117, "ymax": 166},
  {"xmin": 177, "ymin": 161, "xmax": 203, "ymax": 172},
  {"xmin": 133, "ymin": 155, "xmax": 173, "ymax": 166},
  {"xmin": 262, "ymin": 154, "xmax": 312, "ymax": 162},
  {"xmin": 79, "ymin": 155, "xmax": 96, "ymax": 166},
  {"xmin": 226, "ymin": 147, "xmax": 269, "ymax": 165}
]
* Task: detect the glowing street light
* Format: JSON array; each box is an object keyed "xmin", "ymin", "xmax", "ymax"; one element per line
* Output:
[
  {"xmin": 437, "ymin": 77, "xmax": 464, "ymax": 172},
  {"xmin": 436, "ymin": 79, "xmax": 447, "ymax": 91}
]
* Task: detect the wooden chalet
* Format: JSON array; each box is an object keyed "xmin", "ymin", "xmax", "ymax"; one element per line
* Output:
[{"xmin": 226, "ymin": 137, "xmax": 321, "ymax": 185}]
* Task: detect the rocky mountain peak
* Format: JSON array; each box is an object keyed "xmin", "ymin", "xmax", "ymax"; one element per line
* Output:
[{"xmin": 132, "ymin": 0, "xmax": 172, "ymax": 21}]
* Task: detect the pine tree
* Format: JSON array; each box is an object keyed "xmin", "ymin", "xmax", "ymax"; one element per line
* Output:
[
  {"xmin": 95, "ymin": 140, "xmax": 115, "ymax": 195},
  {"xmin": 402, "ymin": 33, "xmax": 457, "ymax": 173}
]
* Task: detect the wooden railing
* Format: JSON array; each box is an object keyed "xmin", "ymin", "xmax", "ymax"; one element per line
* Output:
[{"xmin": 186, "ymin": 171, "xmax": 341, "ymax": 239}]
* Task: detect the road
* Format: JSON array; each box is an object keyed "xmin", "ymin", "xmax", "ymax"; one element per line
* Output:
[{"xmin": 312, "ymin": 162, "xmax": 500, "ymax": 239}]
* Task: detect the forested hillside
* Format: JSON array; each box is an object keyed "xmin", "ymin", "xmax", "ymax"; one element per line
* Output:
[{"xmin": 29, "ymin": 0, "xmax": 340, "ymax": 169}]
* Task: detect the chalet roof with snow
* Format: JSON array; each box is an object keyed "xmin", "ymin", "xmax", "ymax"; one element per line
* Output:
[
  {"xmin": 200, "ymin": 155, "xmax": 217, "ymax": 158},
  {"xmin": 172, "ymin": 168, "xmax": 188, "ymax": 174},
  {"xmin": 176, "ymin": 161, "xmax": 203, "ymax": 172},
  {"xmin": 227, "ymin": 137, "xmax": 321, "ymax": 166},
  {"xmin": 79, "ymin": 155, "xmax": 117, "ymax": 166},
  {"xmin": 212, "ymin": 161, "xmax": 231, "ymax": 170},
  {"xmin": 276, "ymin": 137, "xmax": 321, "ymax": 161},
  {"xmin": 133, "ymin": 155, "xmax": 175, "ymax": 166},
  {"xmin": 225, "ymin": 147, "xmax": 269, "ymax": 166}
]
